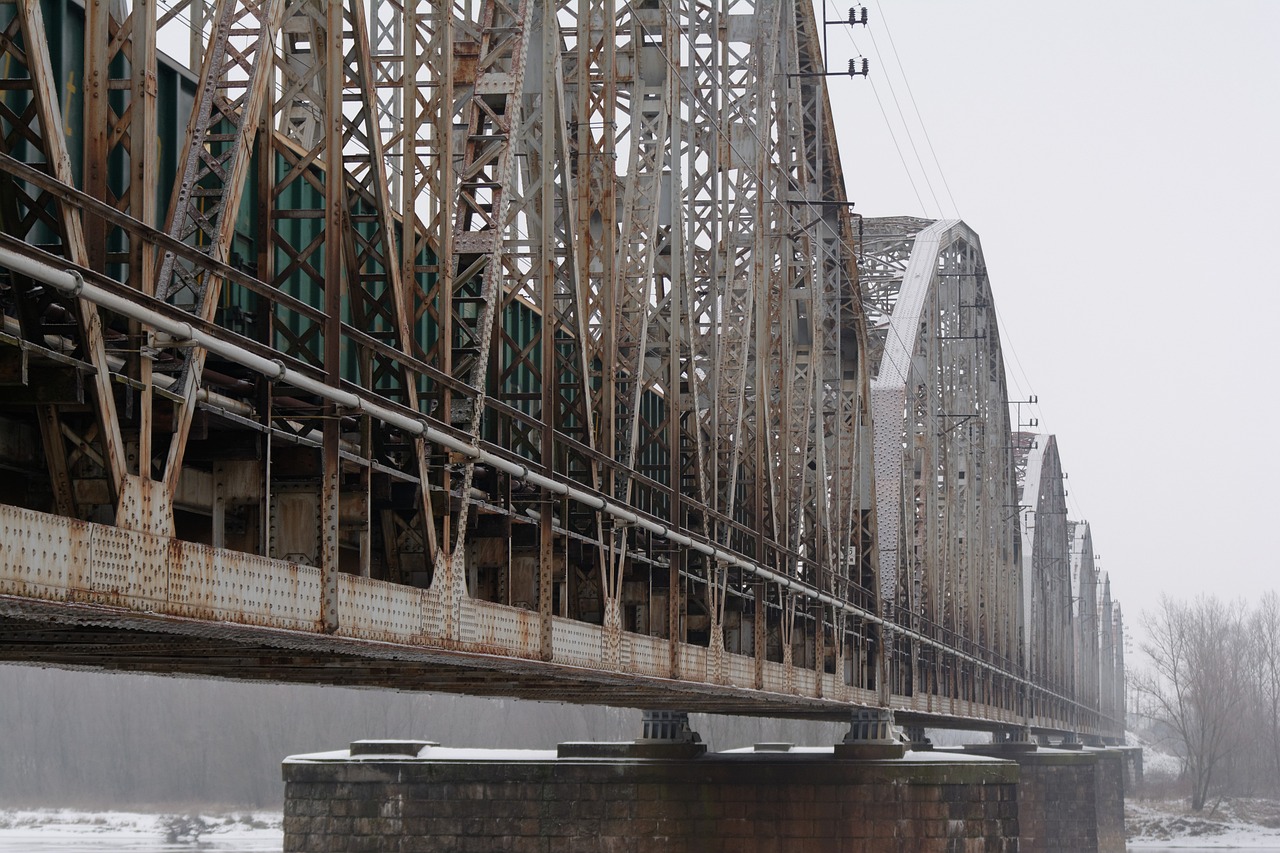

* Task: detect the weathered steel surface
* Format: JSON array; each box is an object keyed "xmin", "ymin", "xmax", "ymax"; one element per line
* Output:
[
  {"xmin": 0, "ymin": 0, "xmax": 1125, "ymax": 739},
  {"xmin": 0, "ymin": 501, "xmax": 1093, "ymax": 733}
]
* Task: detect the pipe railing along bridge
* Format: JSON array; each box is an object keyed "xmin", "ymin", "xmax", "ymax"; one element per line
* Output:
[{"xmin": 0, "ymin": 0, "xmax": 1124, "ymax": 740}]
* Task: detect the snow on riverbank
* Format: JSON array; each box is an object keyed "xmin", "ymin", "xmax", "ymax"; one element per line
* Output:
[
  {"xmin": 0, "ymin": 809, "xmax": 282, "ymax": 850},
  {"xmin": 1129, "ymin": 798, "xmax": 1280, "ymax": 849},
  {"xmin": 8, "ymin": 798, "xmax": 1280, "ymax": 850}
]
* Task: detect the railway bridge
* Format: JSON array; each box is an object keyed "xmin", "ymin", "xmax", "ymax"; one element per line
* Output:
[{"xmin": 0, "ymin": 0, "xmax": 1124, "ymax": 751}]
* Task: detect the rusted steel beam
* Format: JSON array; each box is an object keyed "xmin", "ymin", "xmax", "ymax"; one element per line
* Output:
[
  {"xmin": 156, "ymin": 0, "xmax": 288, "ymax": 500},
  {"xmin": 2, "ymin": 0, "xmax": 129, "ymax": 517},
  {"xmin": 0, "ymin": 0, "xmax": 1125, "ymax": 740},
  {"xmin": 319, "ymin": 0, "xmax": 344, "ymax": 634}
]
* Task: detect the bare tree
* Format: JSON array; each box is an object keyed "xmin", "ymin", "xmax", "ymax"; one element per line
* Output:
[
  {"xmin": 1136, "ymin": 595, "xmax": 1250, "ymax": 811},
  {"xmin": 1250, "ymin": 590, "xmax": 1280, "ymax": 793}
]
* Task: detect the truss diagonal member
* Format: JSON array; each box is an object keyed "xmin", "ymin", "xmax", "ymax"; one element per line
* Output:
[
  {"xmin": 709, "ymin": 0, "xmax": 778, "ymax": 547},
  {"xmin": 0, "ymin": 0, "xmax": 129, "ymax": 509},
  {"xmin": 442, "ymin": 0, "xmax": 535, "ymax": 592},
  {"xmin": 568, "ymin": 0, "xmax": 617, "ymax": 459},
  {"xmin": 678, "ymin": 0, "xmax": 717, "ymax": 520},
  {"xmin": 156, "ymin": 0, "xmax": 288, "ymax": 496},
  {"xmin": 518, "ymin": 1, "xmax": 600, "ymax": 556},
  {"xmin": 542, "ymin": 41, "xmax": 596, "ymax": 459},
  {"xmin": 508, "ymin": 0, "xmax": 595, "ymax": 461},
  {"xmin": 515, "ymin": 0, "xmax": 598, "ymax": 656},
  {"xmin": 366, "ymin": 0, "xmax": 404, "ymax": 211},
  {"xmin": 394, "ymin": 0, "xmax": 453, "ymax": 360},
  {"xmin": 407, "ymin": 0, "xmax": 466, "ymax": 376},
  {"xmin": 771, "ymin": 8, "xmax": 814, "ymax": 570},
  {"xmin": 84, "ymin": 0, "xmax": 163, "ymax": 488},
  {"xmin": 607, "ymin": 78, "xmax": 671, "ymax": 593},
  {"xmin": 343, "ymin": 0, "xmax": 442, "ymax": 570}
]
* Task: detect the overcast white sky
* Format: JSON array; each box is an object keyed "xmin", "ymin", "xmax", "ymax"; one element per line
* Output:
[{"xmin": 825, "ymin": 0, "xmax": 1280, "ymax": 645}]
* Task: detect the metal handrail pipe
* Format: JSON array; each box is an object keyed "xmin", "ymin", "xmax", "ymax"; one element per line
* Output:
[{"xmin": 0, "ymin": 246, "xmax": 1101, "ymax": 720}]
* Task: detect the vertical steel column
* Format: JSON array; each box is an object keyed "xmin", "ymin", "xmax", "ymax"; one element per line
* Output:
[
  {"xmin": 437, "ymin": 0, "xmax": 535, "ymax": 632},
  {"xmin": 319, "ymin": 0, "xmax": 344, "ymax": 633},
  {"xmin": 605, "ymin": 0, "xmax": 671, "ymax": 663},
  {"xmin": 84, "ymin": 0, "xmax": 160, "ymax": 487},
  {"xmin": 155, "ymin": 0, "xmax": 286, "ymax": 502}
]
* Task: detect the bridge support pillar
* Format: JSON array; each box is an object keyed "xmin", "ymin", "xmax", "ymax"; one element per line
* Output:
[
  {"xmin": 283, "ymin": 738, "xmax": 1019, "ymax": 852},
  {"xmin": 955, "ymin": 741, "xmax": 1126, "ymax": 853},
  {"xmin": 1086, "ymin": 747, "xmax": 1128, "ymax": 853}
]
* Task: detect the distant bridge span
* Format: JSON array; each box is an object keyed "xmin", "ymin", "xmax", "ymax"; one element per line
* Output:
[{"xmin": 0, "ymin": 0, "xmax": 1123, "ymax": 739}]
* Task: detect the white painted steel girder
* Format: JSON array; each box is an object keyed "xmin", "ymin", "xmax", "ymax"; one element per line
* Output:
[{"xmin": 865, "ymin": 218, "xmax": 1019, "ymax": 667}]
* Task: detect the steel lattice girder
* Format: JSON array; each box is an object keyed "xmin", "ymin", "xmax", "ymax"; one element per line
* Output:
[
  {"xmin": 1016, "ymin": 434, "xmax": 1074, "ymax": 722},
  {"xmin": 0, "ymin": 0, "xmax": 1124, "ymax": 738},
  {"xmin": 864, "ymin": 218, "xmax": 1023, "ymax": 710}
]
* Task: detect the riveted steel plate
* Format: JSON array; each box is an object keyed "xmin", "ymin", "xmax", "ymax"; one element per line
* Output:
[
  {"xmin": 725, "ymin": 654, "xmax": 754, "ymax": 689},
  {"xmin": 760, "ymin": 660, "xmax": 789, "ymax": 694},
  {"xmin": 458, "ymin": 593, "xmax": 479, "ymax": 645},
  {"xmin": 679, "ymin": 645, "xmax": 707, "ymax": 683},
  {"xmin": 169, "ymin": 541, "xmax": 321, "ymax": 629},
  {"xmin": 622, "ymin": 634, "xmax": 665, "ymax": 678},
  {"xmin": 820, "ymin": 671, "xmax": 847, "ymax": 702},
  {"xmin": 420, "ymin": 587, "xmax": 446, "ymax": 640},
  {"xmin": 462, "ymin": 598, "xmax": 539, "ymax": 657},
  {"xmin": 89, "ymin": 525, "xmax": 168, "ymax": 604},
  {"xmin": 550, "ymin": 617, "xmax": 602, "ymax": 669},
  {"xmin": 337, "ymin": 574, "xmax": 423, "ymax": 643},
  {"xmin": 0, "ymin": 507, "xmax": 88, "ymax": 599},
  {"xmin": 116, "ymin": 475, "xmax": 174, "ymax": 537}
]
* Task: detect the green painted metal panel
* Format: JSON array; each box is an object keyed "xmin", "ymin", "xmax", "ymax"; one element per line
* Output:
[{"xmin": 0, "ymin": 0, "xmax": 511, "ymax": 418}]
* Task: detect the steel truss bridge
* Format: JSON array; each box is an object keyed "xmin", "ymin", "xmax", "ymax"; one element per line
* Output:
[{"xmin": 0, "ymin": 0, "xmax": 1124, "ymax": 739}]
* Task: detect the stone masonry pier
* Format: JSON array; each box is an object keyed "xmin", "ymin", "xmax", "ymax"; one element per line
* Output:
[
  {"xmin": 283, "ymin": 739, "xmax": 1020, "ymax": 853},
  {"xmin": 952, "ymin": 742, "xmax": 1128, "ymax": 853}
]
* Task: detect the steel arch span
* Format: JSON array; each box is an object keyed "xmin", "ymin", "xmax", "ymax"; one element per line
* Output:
[
  {"xmin": 0, "ymin": 0, "xmax": 1122, "ymax": 739},
  {"xmin": 862, "ymin": 218, "xmax": 1022, "ymax": 720},
  {"xmin": 1015, "ymin": 433, "xmax": 1076, "ymax": 726},
  {"xmin": 859, "ymin": 217, "xmax": 1120, "ymax": 736},
  {"xmin": 1071, "ymin": 520, "xmax": 1101, "ymax": 724}
]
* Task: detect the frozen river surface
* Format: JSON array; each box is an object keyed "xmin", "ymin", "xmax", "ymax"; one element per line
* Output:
[
  {"xmin": 6, "ymin": 808, "xmax": 1280, "ymax": 852},
  {"xmin": 0, "ymin": 810, "xmax": 282, "ymax": 852}
]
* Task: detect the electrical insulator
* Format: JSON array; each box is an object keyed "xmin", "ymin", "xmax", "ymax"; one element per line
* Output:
[
  {"xmin": 848, "ymin": 5, "xmax": 868, "ymax": 26},
  {"xmin": 848, "ymin": 57, "xmax": 870, "ymax": 77}
]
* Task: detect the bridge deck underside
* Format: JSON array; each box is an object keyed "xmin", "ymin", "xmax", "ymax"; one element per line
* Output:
[
  {"xmin": 0, "ymin": 596, "xmax": 1031, "ymax": 733},
  {"xmin": 0, "ymin": 596, "xmax": 847, "ymax": 717},
  {"xmin": 0, "ymin": 502, "xmax": 1033, "ymax": 731}
]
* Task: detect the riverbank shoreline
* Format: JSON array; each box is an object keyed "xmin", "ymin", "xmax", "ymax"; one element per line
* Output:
[
  {"xmin": 1128, "ymin": 797, "xmax": 1280, "ymax": 849},
  {"xmin": 0, "ymin": 808, "xmax": 283, "ymax": 850},
  {"xmin": 8, "ymin": 799, "xmax": 1280, "ymax": 850}
]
